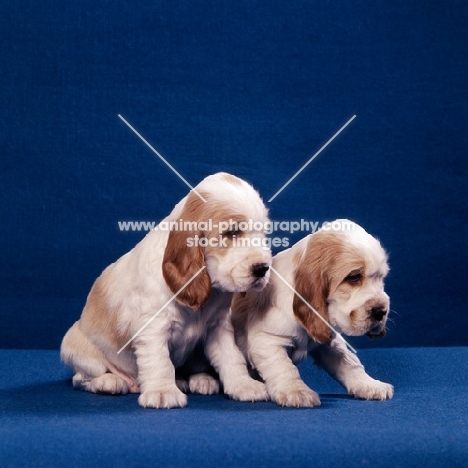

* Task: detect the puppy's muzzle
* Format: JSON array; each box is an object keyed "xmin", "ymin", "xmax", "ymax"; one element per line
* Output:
[
  {"xmin": 366, "ymin": 307, "xmax": 388, "ymax": 340},
  {"xmin": 251, "ymin": 263, "xmax": 270, "ymax": 278},
  {"xmin": 250, "ymin": 263, "xmax": 270, "ymax": 290},
  {"xmin": 371, "ymin": 307, "xmax": 387, "ymax": 322}
]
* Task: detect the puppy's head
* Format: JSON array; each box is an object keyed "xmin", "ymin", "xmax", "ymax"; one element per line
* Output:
[
  {"xmin": 163, "ymin": 173, "xmax": 272, "ymax": 310},
  {"xmin": 293, "ymin": 220, "xmax": 390, "ymax": 344}
]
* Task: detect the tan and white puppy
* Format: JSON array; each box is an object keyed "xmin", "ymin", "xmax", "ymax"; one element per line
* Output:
[
  {"xmin": 232, "ymin": 220, "xmax": 394, "ymax": 408},
  {"xmin": 61, "ymin": 172, "xmax": 272, "ymax": 408}
]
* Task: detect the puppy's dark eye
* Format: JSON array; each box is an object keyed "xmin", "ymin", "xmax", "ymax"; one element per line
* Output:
[
  {"xmin": 346, "ymin": 272, "xmax": 362, "ymax": 284},
  {"xmin": 224, "ymin": 229, "xmax": 241, "ymax": 238}
]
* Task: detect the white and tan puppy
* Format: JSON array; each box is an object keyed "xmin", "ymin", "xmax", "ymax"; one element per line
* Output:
[
  {"xmin": 232, "ymin": 220, "xmax": 394, "ymax": 408},
  {"xmin": 61, "ymin": 172, "xmax": 271, "ymax": 408}
]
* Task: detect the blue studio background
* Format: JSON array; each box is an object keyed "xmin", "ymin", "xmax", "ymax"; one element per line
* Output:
[
  {"xmin": 2, "ymin": 3, "xmax": 468, "ymax": 468},
  {"xmin": 1, "ymin": 1, "xmax": 467, "ymax": 350}
]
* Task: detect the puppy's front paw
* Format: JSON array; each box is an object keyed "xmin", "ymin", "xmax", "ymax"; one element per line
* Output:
[
  {"xmin": 224, "ymin": 378, "xmax": 269, "ymax": 402},
  {"xmin": 189, "ymin": 373, "xmax": 219, "ymax": 395},
  {"xmin": 348, "ymin": 379, "xmax": 394, "ymax": 401},
  {"xmin": 138, "ymin": 387, "xmax": 188, "ymax": 409},
  {"xmin": 270, "ymin": 380, "xmax": 321, "ymax": 408}
]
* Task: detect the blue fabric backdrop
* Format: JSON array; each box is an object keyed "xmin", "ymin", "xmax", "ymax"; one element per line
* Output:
[
  {"xmin": 1, "ymin": 348, "xmax": 467, "ymax": 468},
  {"xmin": 1, "ymin": 0, "xmax": 467, "ymax": 349}
]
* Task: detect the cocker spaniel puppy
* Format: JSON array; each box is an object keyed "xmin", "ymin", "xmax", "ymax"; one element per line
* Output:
[
  {"xmin": 61, "ymin": 172, "xmax": 271, "ymax": 408},
  {"xmin": 232, "ymin": 220, "xmax": 394, "ymax": 408}
]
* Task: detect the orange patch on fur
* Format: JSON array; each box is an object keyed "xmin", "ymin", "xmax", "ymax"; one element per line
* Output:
[{"xmin": 292, "ymin": 231, "xmax": 365, "ymax": 344}]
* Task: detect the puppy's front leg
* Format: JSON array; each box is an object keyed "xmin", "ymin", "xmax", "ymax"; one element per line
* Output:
[
  {"xmin": 205, "ymin": 315, "xmax": 268, "ymax": 402},
  {"xmin": 248, "ymin": 332, "xmax": 321, "ymax": 408},
  {"xmin": 133, "ymin": 324, "xmax": 187, "ymax": 409},
  {"xmin": 311, "ymin": 338, "xmax": 394, "ymax": 400}
]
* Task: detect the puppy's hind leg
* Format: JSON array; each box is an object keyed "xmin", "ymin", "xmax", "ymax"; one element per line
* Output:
[
  {"xmin": 189, "ymin": 373, "xmax": 220, "ymax": 395},
  {"xmin": 61, "ymin": 322, "xmax": 135, "ymax": 395},
  {"xmin": 83, "ymin": 373, "xmax": 132, "ymax": 395},
  {"xmin": 177, "ymin": 344, "xmax": 220, "ymax": 395}
]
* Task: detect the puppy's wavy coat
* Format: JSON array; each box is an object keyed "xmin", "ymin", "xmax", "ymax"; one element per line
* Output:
[
  {"xmin": 61, "ymin": 173, "xmax": 271, "ymax": 408},
  {"xmin": 232, "ymin": 220, "xmax": 394, "ymax": 407}
]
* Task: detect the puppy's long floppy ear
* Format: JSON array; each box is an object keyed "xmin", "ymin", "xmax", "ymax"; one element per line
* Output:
[
  {"xmin": 162, "ymin": 193, "xmax": 211, "ymax": 310},
  {"xmin": 292, "ymin": 239, "xmax": 333, "ymax": 345}
]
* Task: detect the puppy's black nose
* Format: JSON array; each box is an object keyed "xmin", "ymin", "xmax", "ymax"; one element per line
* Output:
[
  {"xmin": 252, "ymin": 263, "xmax": 270, "ymax": 278},
  {"xmin": 371, "ymin": 307, "xmax": 387, "ymax": 321}
]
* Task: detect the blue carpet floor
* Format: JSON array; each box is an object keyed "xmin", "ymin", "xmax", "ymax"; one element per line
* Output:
[{"xmin": 1, "ymin": 347, "xmax": 467, "ymax": 467}]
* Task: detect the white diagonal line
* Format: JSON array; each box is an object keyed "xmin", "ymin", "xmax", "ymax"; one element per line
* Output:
[
  {"xmin": 268, "ymin": 115, "xmax": 357, "ymax": 202},
  {"xmin": 118, "ymin": 114, "xmax": 207, "ymax": 203},
  {"xmin": 117, "ymin": 266, "xmax": 206, "ymax": 354},
  {"xmin": 270, "ymin": 266, "xmax": 357, "ymax": 354}
]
